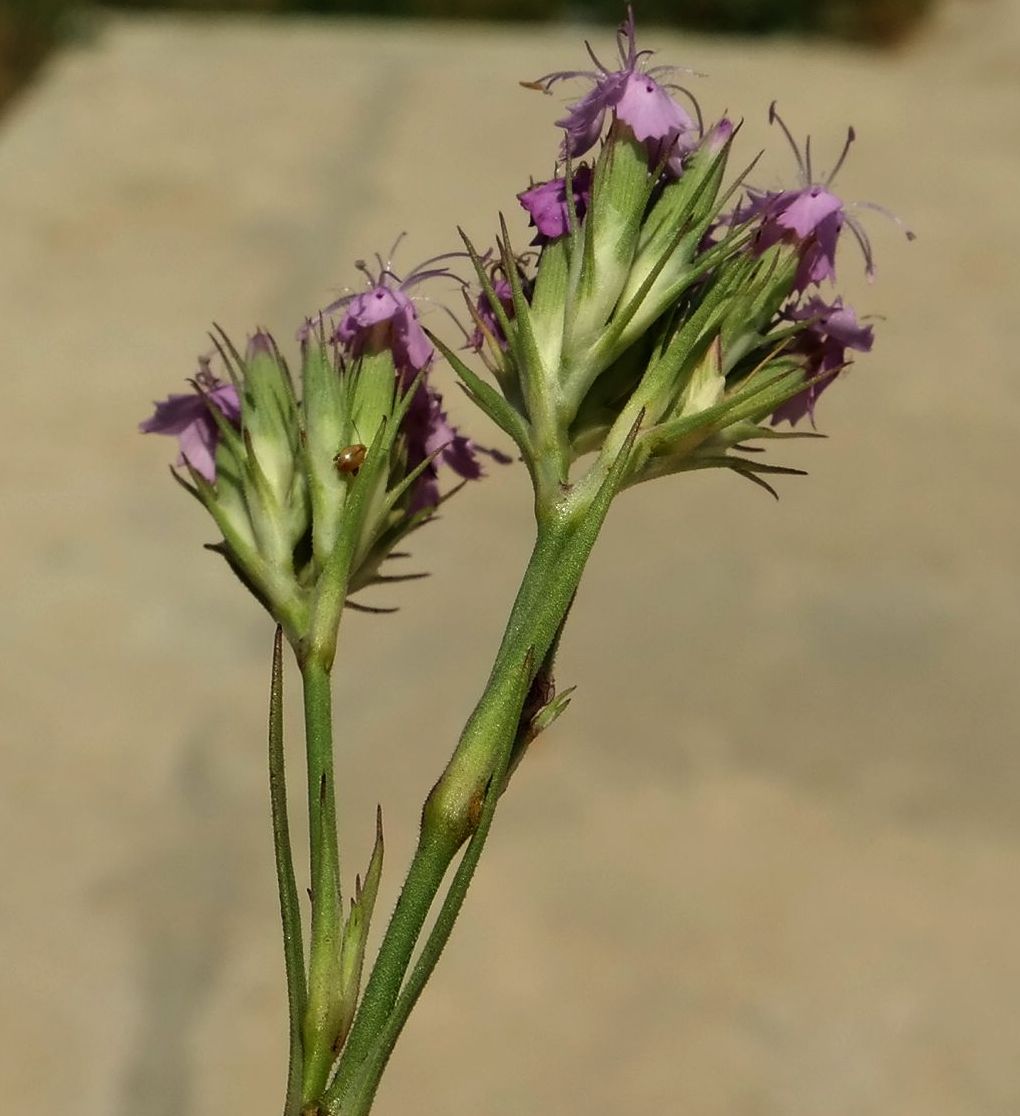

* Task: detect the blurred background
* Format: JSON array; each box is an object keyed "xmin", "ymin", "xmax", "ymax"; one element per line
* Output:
[
  {"xmin": 2, "ymin": 1, "xmax": 1018, "ymax": 1114},
  {"xmin": 0, "ymin": 0, "xmax": 940, "ymax": 112}
]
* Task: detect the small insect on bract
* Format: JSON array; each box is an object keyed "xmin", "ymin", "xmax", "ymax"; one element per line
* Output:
[{"xmin": 334, "ymin": 443, "xmax": 367, "ymax": 476}]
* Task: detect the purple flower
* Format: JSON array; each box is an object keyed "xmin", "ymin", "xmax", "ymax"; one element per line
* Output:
[
  {"xmin": 737, "ymin": 104, "xmax": 913, "ymax": 291},
  {"xmin": 140, "ymin": 358, "xmax": 241, "ymax": 483},
  {"xmin": 742, "ymin": 185, "xmax": 845, "ymax": 290},
  {"xmin": 301, "ymin": 248, "xmax": 464, "ymax": 377},
  {"xmin": 771, "ymin": 296, "xmax": 874, "ymax": 426},
  {"xmin": 401, "ymin": 380, "xmax": 483, "ymax": 513},
  {"xmin": 336, "ymin": 285, "xmax": 431, "ymax": 374},
  {"xmin": 400, "ymin": 372, "xmax": 514, "ymax": 512},
  {"xmin": 528, "ymin": 6, "xmax": 697, "ymax": 163},
  {"xmin": 517, "ymin": 164, "xmax": 593, "ymax": 243}
]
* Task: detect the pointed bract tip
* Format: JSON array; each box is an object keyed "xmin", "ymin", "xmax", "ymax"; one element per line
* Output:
[
  {"xmin": 346, "ymin": 600, "xmax": 400, "ymax": 615},
  {"xmin": 246, "ymin": 329, "xmax": 275, "ymax": 362}
]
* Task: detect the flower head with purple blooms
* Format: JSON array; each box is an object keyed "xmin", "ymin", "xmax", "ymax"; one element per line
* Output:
[
  {"xmin": 140, "ymin": 357, "xmax": 240, "ymax": 482},
  {"xmin": 738, "ymin": 103, "xmax": 913, "ymax": 291},
  {"xmin": 770, "ymin": 296, "xmax": 874, "ymax": 426},
  {"xmin": 527, "ymin": 6, "xmax": 698, "ymax": 167},
  {"xmin": 517, "ymin": 164, "xmax": 593, "ymax": 243},
  {"xmin": 300, "ymin": 244, "xmax": 495, "ymax": 513}
]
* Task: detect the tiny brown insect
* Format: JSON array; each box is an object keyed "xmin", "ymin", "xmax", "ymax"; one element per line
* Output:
[{"xmin": 334, "ymin": 443, "xmax": 367, "ymax": 476}]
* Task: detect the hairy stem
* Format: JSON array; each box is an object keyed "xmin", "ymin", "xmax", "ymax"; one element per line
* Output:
[{"xmin": 300, "ymin": 653, "xmax": 345, "ymax": 1105}]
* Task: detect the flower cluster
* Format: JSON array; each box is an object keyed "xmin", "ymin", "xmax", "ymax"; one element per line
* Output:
[
  {"xmin": 302, "ymin": 255, "xmax": 497, "ymax": 513},
  {"xmin": 142, "ymin": 255, "xmax": 491, "ymax": 636},
  {"xmin": 438, "ymin": 4, "xmax": 912, "ymax": 510}
]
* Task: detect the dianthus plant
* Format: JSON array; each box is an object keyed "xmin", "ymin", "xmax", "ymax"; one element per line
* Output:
[{"xmin": 142, "ymin": 8, "xmax": 911, "ymax": 1114}]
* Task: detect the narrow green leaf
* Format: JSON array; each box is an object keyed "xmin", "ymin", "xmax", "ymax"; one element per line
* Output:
[
  {"xmin": 268, "ymin": 627, "xmax": 307, "ymax": 1116},
  {"xmin": 531, "ymin": 687, "xmax": 576, "ymax": 735},
  {"xmin": 427, "ymin": 331, "xmax": 533, "ymax": 458},
  {"xmin": 358, "ymin": 805, "xmax": 384, "ymax": 923},
  {"xmin": 380, "ymin": 445, "xmax": 446, "ymax": 516},
  {"xmin": 333, "ymin": 807, "xmax": 385, "ymax": 1058}
]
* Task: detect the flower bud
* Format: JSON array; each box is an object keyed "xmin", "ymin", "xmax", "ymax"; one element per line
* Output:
[
  {"xmin": 237, "ymin": 331, "xmax": 309, "ymax": 569},
  {"xmin": 242, "ymin": 331, "xmax": 301, "ymax": 503}
]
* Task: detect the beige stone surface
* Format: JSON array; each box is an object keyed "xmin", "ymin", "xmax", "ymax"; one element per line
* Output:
[{"xmin": 1, "ymin": 3, "xmax": 1018, "ymax": 1113}]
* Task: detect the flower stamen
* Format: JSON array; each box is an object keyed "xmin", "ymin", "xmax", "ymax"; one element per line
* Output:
[
  {"xmin": 825, "ymin": 126, "xmax": 856, "ymax": 187},
  {"xmin": 768, "ymin": 101, "xmax": 808, "ymax": 181}
]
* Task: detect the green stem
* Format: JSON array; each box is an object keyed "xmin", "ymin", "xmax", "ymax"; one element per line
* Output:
[
  {"xmin": 269, "ymin": 627, "xmax": 307, "ymax": 1116},
  {"xmin": 323, "ymin": 496, "xmax": 606, "ymax": 1114},
  {"xmin": 300, "ymin": 653, "xmax": 345, "ymax": 1106},
  {"xmin": 338, "ymin": 649, "xmax": 531, "ymax": 1116},
  {"xmin": 292, "ymin": 477, "xmax": 364, "ymax": 1105},
  {"xmin": 301, "ymin": 656, "xmax": 341, "ymax": 905}
]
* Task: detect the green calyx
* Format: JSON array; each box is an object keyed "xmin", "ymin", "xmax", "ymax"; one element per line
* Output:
[{"xmin": 565, "ymin": 125, "xmax": 652, "ymax": 361}]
